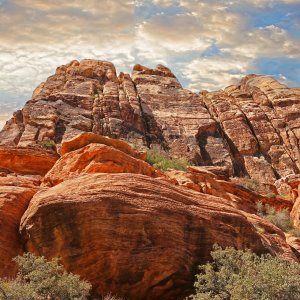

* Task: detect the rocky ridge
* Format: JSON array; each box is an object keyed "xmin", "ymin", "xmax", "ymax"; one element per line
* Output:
[
  {"xmin": 1, "ymin": 60, "xmax": 300, "ymax": 186},
  {"xmin": 1, "ymin": 59, "xmax": 300, "ymax": 299}
]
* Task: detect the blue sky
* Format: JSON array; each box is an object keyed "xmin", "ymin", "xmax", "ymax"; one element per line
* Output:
[{"xmin": 0, "ymin": 0, "xmax": 300, "ymax": 126}]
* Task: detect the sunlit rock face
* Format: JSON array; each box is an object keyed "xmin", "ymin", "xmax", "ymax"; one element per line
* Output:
[
  {"xmin": 20, "ymin": 172, "xmax": 297, "ymax": 300},
  {"xmin": 1, "ymin": 59, "xmax": 300, "ymax": 184}
]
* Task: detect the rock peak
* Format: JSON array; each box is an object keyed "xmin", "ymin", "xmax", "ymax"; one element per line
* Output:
[{"xmin": 1, "ymin": 59, "xmax": 300, "ymax": 184}]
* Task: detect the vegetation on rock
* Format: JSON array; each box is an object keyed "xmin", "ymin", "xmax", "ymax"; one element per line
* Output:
[
  {"xmin": 257, "ymin": 202, "xmax": 300, "ymax": 236},
  {"xmin": 40, "ymin": 140, "xmax": 57, "ymax": 151},
  {"xmin": 146, "ymin": 150, "xmax": 189, "ymax": 171},
  {"xmin": 0, "ymin": 253, "xmax": 91, "ymax": 300},
  {"xmin": 188, "ymin": 245, "xmax": 300, "ymax": 300}
]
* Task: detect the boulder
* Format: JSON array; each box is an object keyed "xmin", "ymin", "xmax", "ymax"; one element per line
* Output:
[
  {"xmin": 0, "ymin": 175, "xmax": 40, "ymax": 277},
  {"xmin": 43, "ymin": 143, "xmax": 159, "ymax": 186},
  {"xmin": 20, "ymin": 173, "xmax": 297, "ymax": 300},
  {"xmin": 0, "ymin": 147, "xmax": 58, "ymax": 175}
]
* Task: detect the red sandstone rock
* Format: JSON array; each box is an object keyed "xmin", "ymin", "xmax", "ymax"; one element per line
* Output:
[
  {"xmin": 1, "ymin": 61, "xmax": 300, "ymax": 186},
  {"xmin": 20, "ymin": 173, "xmax": 297, "ymax": 300},
  {"xmin": 0, "ymin": 147, "xmax": 58, "ymax": 175},
  {"xmin": 43, "ymin": 143, "xmax": 160, "ymax": 186},
  {"xmin": 0, "ymin": 175, "xmax": 40, "ymax": 277},
  {"xmin": 61, "ymin": 132, "xmax": 146, "ymax": 160},
  {"xmin": 166, "ymin": 166, "xmax": 293, "ymax": 213}
]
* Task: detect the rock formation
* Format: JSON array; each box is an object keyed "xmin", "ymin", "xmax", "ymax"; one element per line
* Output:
[
  {"xmin": 20, "ymin": 173, "xmax": 297, "ymax": 300},
  {"xmin": 1, "ymin": 59, "xmax": 300, "ymax": 299},
  {"xmin": 0, "ymin": 175, "xmax": 40, "ymax": 277},
  {"xmin": 1, "ymin": 59, "xmax": 300, "ymax": 186},
  {"xmin": 43, "ymin": 134, "xmax": 160, "ymax": 187}
]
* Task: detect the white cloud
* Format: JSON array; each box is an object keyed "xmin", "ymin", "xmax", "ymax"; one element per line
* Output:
[
  {"xmin": 182, "ymin": 56, "xmax": 252, "ymax": 91},
  {"xmin": 0, "ymin": 0, "xmax": 299, "ymax": 114},
  {"xmin": 222, "ymin": 25, "xmax": 300, "ymax": 59}
]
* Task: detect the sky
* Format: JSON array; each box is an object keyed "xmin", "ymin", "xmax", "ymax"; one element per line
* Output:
[{"xmin": 0, "ymin": 0, "xmax": 300, "ymax": 128}]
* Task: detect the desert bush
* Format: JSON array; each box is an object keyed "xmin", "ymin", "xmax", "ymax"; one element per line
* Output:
[
  {"xmin": 231, "ymin": 177, "xmax": 275, "ymax": 195},
  {"xmin": 0, "ymin": 253, "xmax": 91, "ymax": 300},
  {"xmin": 40, "ymin": 140, "xmax": 56, "ymax": 151},
  {"xmin": 256, "ymin": 202, "xmax": 300, "ymax": 236},
  {"xmin": 265, "ymin": 191, "xmax": 276, "ymax": 198},
  {"xmin": 242, "ymin": 177, "xmax": 260, "ymax": 191},
  {"xmin": 264, "ymin": 205, "xmax": 292, "ymax": 232},
  {"xmin": 146, "ymin": 150, "xmax": 189, "ymax": 171},
  {"xmin": 188, "ymin": 245, "xmax": 300, "ymax": 300}
]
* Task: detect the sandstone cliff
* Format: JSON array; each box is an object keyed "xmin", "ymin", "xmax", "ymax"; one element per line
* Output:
[
  {"xmin": 1, "ymin": 59, "xmax": 300, "ymax": 186},
  {"xmin": 1, "ymin": 59, "xmax": 300, "ymax": 299}
]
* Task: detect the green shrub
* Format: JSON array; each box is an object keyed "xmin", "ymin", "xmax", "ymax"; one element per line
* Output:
[
  {"xmin": 256, "ymin": 202, "xmax": 300, "ymax": 236},
  {"xmin": 188, "ymin": 245, "xmax": 300, "ymax": 300},
  {"xmin": 265, "ymin": 192, "xmax": 276, "ymax": 198},
  {"xmin": 242, "ymin": 177, "xmax": 260, "ymax": 192},
  {"xmin": 146, "ymin": 150, "xmax": 189, "ymax": 171},
  {"xmin": 40, "ymin": 140, "xmax": 56, "ymax": 151},
  {"xmin": 264, "ymin": 205, "xmax": 293, "ymax": 232},
  {"xmin": 232, "ymin": 177, "xmax": 274, "ymax": 195},
  {"xmin": 0, "ymin": 253, "xmax": 91, "ymax": 300}
]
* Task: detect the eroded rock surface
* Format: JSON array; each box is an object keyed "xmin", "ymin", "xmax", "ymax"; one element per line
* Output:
[
  {"xmin": 0, "ymin": 60, "xmax": 300, "ymax": 299},
  {"xmin": 43, "ymin": 135, "xmax": 160, "ymax": 186},
  {"xmin": 1, "ymin": 60, "xmax": 300, "ymax": 185},
  {"xmin": 20, "ymin": 173, "xmax": 297, "ymax": 300},
  {"xmin": 0, "ymin": 175, "xmax": 40, "ymax": 277},
  {"xmin": 0, "ymin": 147, "xmax": 58, "ymax": 175}
]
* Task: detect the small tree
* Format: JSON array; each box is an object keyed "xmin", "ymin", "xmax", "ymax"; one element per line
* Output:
[
  {"xmin": 0, "ymin": 253, "xmax": 91, "ymax": 300},
  {"xmin": 188, "ymin": 245, "xmax": 300, "ymax": 300}
]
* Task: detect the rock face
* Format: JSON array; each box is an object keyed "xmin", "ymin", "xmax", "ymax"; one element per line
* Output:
[
  {"xmin": 0, "ymin": 147, "xmax": 58, "ymax": 175},
  {"xmin": 0, "ymin": 175, "xmax": 40, "ymax": 277},
  {"xmin": 2, "ymin": 60, "xmax": 300, "ymax": 185},
  {"xmin": 1, "ymin": 59, "xmax": 300, "ymax": 299},
  {"xmin": 20, "ymin": 173, "xmax": 296, "ymax": 300},
  {"xmin": 43, "ymin": 133, "xmax": 160, "ymax": 187},
  {"xmin": 165, "ymin": 166, "xmax": 293, "ymax": 213}
]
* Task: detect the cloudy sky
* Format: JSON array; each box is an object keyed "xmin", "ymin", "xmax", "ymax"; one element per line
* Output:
[{"xmin": 0, "ymin": 0, "xmax": 300, "ymax": 127}]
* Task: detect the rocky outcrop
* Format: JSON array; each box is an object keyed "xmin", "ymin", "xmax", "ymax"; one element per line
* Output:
[
  {"xmin": 1, "ymin": 60, "xmax": 300, "ymax": 186},
  {"xmin": 20, "ymin": 173, "xmax": 297, "ymax": 300},
  {"xmin": 0, "ymin": 174, "xmax": 40, "ymax": 277},
  {"xmin": 0, "ymin": 147, "xmax": 58, "ymax": 175},
  {"xmin": 43, "ymin": 133, "xmax": 160, "ymax": 187},
  {"xmin": 165, "ymin": 166, "xmax": 293, "ymax": 213},
  {"xmin": 1, "ymin": 59, "xmax": 300, "ymax": 298},
  {"xmin": 61, "ymin": 132, "xmax": 146, "ymax": 159}
]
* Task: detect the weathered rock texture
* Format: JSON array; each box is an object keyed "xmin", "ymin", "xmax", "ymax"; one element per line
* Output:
[
  {"xmin": 2, "ymin": 60, "xmax": 300, "ymax": 185},
  {"xmin": 20, "ymin": 173, "xmax": 297, "ymax": 300},
  {"xmin": 0, "ymin": 175, "xmax": 40, "ymax": 277},
  {"xmin": 165, "ymin": 166, "xmax": 293, "ymax": 213},
  {"xmin": 43, "ymin": 133, "xmax": 160, "ymax": 187},
  {"xmin": 1, "ymin": 59, "xmax": 300, "ymax": 298},
  {"xmin": 0, "ymin": 147, "xmax": 58, "ymax": 175}
]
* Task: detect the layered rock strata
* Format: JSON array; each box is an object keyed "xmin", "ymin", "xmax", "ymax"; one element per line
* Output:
[
  {"xmin": 20, "ymin": 173, "xmax": 297, "ymax": 300},
  {"xmin": 1, "ymin": 60, "xmax": 300, "ymax": 185}
]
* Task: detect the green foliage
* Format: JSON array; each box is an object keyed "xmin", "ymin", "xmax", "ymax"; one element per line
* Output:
[
  {"xmin": 256, "ymin": 202, "xmax": 300, "ymax": 237},
  {"xmin": 146, "ymin": 150, "xmax": 189, "ymax": 171},
  {"xmin": 40, "ymin": 140, "xmax": 56, "ymax": 151},
  {"xmin": 0, "ymin": 253, "xmax": 91, "ymax": 300},
  {"xmin": 278, "ymin": 193, "xmax": 293, "ymax": 201},
  {"xmin": 264, "ymin": 205, "xmax": 293, "ymax": 232},
  {"xmin": 256, "ymin": 201, "xmax": 300, "ymax": 234},
  {"xmin": 188, "ymin": 245, "xmax": 300, "ymax": 300},
  {"xmin": 232, "ymin": 177, "xmax": 274, "ymax": 195},
  {"xmin": 265, "ymin": 192, "xmax": 276, "ymax": 198},
  {"xmin": 242, "ymin": 177, "xmax": 260, "ymax": 192}
]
